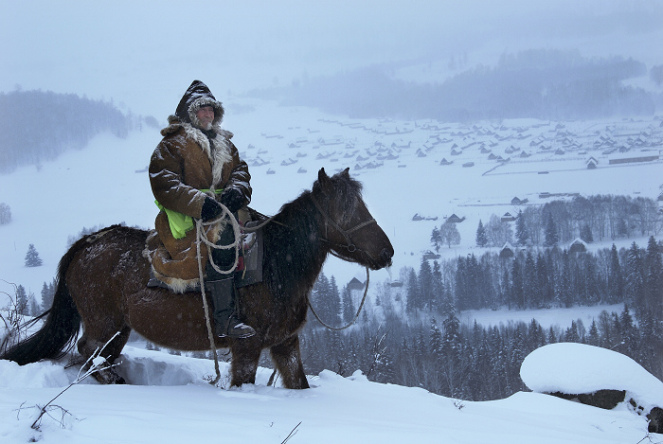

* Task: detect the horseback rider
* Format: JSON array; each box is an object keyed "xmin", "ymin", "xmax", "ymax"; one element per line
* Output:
[{"xmin": 146, "ymin": 80, "xmax": 255, "ymax": 339}]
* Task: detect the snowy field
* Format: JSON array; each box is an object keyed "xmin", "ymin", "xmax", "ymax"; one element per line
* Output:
[{"xmin": 0, "ymin": 343, "xmax": 658, "ymax": 444}]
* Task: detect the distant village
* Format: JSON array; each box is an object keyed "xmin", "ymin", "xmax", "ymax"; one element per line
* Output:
[{"xmin": 245, "ymin": 115, "xmax": 662, "ymax": 179}]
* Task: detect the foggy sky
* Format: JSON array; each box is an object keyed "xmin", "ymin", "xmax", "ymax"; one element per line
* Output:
[{"xmin": 1, "ymin": 0, "xmax": 661, "ymax": 117}]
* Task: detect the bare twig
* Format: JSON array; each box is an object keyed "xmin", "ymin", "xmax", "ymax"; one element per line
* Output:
[
  {"xmin": 28, "ymin": 331, "xmax": 121, "ymax": 430},
  {"xmin": 281, "ymin": 421, "xmax": 302, "ymax": 444}
]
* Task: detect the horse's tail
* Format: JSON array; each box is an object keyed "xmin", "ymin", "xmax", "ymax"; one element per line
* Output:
[{"xmin": 0, "ymin": 234, "xmax": 88, "ymax": 365}]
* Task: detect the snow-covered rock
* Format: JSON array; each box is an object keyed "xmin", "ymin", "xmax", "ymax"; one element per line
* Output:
[{"xmin": 521, "ymin": 342, "xmax": 663, "ymax": 432}]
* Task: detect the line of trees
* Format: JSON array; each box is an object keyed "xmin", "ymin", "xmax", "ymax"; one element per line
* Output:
[
  {"xmin": 296, "ymin": 236, "xmax": 663, "ymax": 401},
  {"xmin": 0, "ymin": 89, "xmax": 132, "ymax": 174},
  {"xmin": 256, "ymin": 50, "xmax": 655, "ymax": 121},
  {"xmin": 300, "ymin": 303, "xmax": 659, "ymax": 401},
  {"xmin": 473, "ymin": 194, "xmax": 662, "ymax": 250}
]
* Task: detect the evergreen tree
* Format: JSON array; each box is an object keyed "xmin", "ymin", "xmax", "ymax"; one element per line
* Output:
[
  {"xmin": 620, "ymin": 305, "xmax": 637, "ymax": 355},
  {"xmin": 607, "ymin": 244, "xmax": 624, "ymax": 304},
  {"xmin": 441, "ymin": 312, "xmax": 464, "ymax": 397},
  {"xmin": 582, "ymin": 254, "xmax": 600, "ymax": 305},
  {"xmin": 515, "ymin": 210, "xmax": 529, "ymax": 246},
  {"xmin": 27, "ymin": 293, "xmax": 39, "ymax": 316},
  {"xmin": 24, "ymin": 243, "xmax": 43, "ymax": 267},
  {"xmin": 564, "ymin": 320, "xmax": 580, "ymax": 342},
  {"xmin": 419, "ymin": 258, "xmax": 435, "ymax": 312},
  {"xmin": 536, "ymin": 252, "xmax": 553, "ymax": 307},
  {"xmin": 41, "ymin": 280, "xmax": 56, "ymax": 311},
  {"xmin": 476, "ymin": 219, "xmax": 488, "ymax": 247},
  {"xmin": 429, "ymin": 318, "xmax": 443, "ymax": 357},
  {"xmin": 523, "ymin": 251, "xmax": 539, "ymax": 308},
  {"xmin": 510, "ymin": 256, "xmax": 524, "ymax": 308},
  {"xmin": 625, "ymin": 242, "xmax": 644, "ymax": 316},
  {"xmin": 432, "ymin": 261, "xmax": 445, "ymax": 311},
  {"xmin": 543, "ymin": 212, "xmax": 559, "ymax": 247},
  {"xmin": 341, "ymin": 286, "xmax": 356, "ymax": 324},
  {"xmin": 0, "ymin": 202, "xmax": 11, "ymax": 225},
  {"xmin": 328, "ymin": 276, "xmax": 341, "ymax": 325},
  {"xmin": 430, "ymin": 226, "xmax": 441, "ymax": 252},
  {"xmin": 311, "ymin": 273, "xmax": 340, "ymax": 326},
  {"xmin": 558, "ymin": 251, "xmax": 574, "ymax": 307},
  {"xmin": 580, "ymin": 224, "xmax": 593, "ymax": 243},
  {"xmin": 587, "ymin": 320, "xmax": 600, "ymax": 346},
  {"xmin": 455, "ymin": 257, "xmax": 469, "ymax": 311},
  {"xmin": 15, "ymin": 285, "xmax": 29, "ymax": 315},
  {"xmin": 406, "ymin": 268, "xmax": 421, "ymax": 313},
  {"xmin": 644, "ymin": 236, "xmax": 663, "ymax": 324}
]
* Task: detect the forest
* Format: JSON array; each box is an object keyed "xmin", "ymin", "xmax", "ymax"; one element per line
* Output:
[
  {"xmin": 0, "ymin": 89, "xmax": 135, "ymax": 174},
  {"xmin": 299, "ymin": 235, "xmax": 663, "ymax": 401},
  {"xmin": 253, "ymin": 49, "xmax": 657, "ymax": 121}
]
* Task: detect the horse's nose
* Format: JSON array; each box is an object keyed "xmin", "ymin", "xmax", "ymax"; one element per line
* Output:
[{"xmin": 380, "ymin": 247, "xmax": 393, "ymax": 267}]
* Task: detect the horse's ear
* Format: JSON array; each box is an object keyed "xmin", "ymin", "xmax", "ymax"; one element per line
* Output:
[
  {"xmin": 318, "ymin": 168, "xmax": 330, "ymax": 184},
  {"xmin": 341, "ymin": 167, "xmax": 350, "ymax": 178}
]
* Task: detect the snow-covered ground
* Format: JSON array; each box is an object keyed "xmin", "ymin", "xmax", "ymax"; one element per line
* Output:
[
  {"xmin": 1, "ymin": 101, "xmax": 662, "ymax": 443},
  {"xmin": 0, "ymin": 344, "xmax": 657, "ymax": 444}
]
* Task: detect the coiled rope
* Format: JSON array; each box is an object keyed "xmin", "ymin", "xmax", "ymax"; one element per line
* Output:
[{"xmin": 195, "ymin": 203, "xmax": 241, "ymax": 385}]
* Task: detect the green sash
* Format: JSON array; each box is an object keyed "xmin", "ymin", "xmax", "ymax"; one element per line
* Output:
[{"xmin": 155, "ymin": 189, "xmax": 223, "ymax": 239}]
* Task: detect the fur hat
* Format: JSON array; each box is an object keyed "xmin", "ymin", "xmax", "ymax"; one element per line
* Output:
[{"xmin": 174, "ymin": 80, "xmax": 225, "ymax": 127}]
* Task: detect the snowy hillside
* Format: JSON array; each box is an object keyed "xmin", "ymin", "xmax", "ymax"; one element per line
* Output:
[{"xmin": 0, "ymin": 344, "xmax": 657, "ymax": 444}]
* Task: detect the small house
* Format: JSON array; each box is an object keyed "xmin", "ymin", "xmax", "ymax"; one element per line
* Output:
[
  {"xmin": 569, "ymin": 239, "xmax": 587, "ymax": 254},
  {"xmin": 347, "ymin": 278, "xmax": 365, "ymax": 292},
  {"xmin": 586, "ymin": 156, "xmax": 599, "ymax": 169},
  {"xmin": 501, "ymin": 212, "xmax": 516, "ymax": 223},
  {"xmin": 500, "ymin": 243, "xmax": 515, "ymax": 260},
  {"xmin": 446, "ymin": 214, "xmax": 465, "ymax": 224}
]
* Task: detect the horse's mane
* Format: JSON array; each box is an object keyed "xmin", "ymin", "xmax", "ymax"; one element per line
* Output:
[{"xmin": 264, "ymin": 171, "xmax": 364, "ymax": 301}]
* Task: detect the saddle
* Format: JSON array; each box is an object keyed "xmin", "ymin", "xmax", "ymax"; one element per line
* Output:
[{"xmin": 146, "ymin": 208, "xmax": 266, "ymax": 292}]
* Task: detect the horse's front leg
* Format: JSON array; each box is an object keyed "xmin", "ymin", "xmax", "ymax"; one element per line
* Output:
[
  {"xmin": 270, "ymin": 335, "xmax": 309, "ymax": 389},
  {"xmin": 229, "ymin": 339, "xmax": 262, "ymax": 387}
]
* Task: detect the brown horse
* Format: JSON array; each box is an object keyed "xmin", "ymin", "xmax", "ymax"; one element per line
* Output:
[{"xmin": 1, "ymin": 168, "xmax": 393, "ymax": 388}]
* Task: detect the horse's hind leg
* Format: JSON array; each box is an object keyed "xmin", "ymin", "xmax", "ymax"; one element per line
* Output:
[
  {"xmin": 77, "ymin": 325, "xmax": 131, "ymax": 384},
  {"xmin": 270, "ymin": 335, "xmax": 309, "ymax": 389}
]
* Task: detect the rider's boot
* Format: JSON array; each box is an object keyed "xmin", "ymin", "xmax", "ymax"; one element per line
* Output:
[{"xmin": 205, "ymin": 278, "xmax": 255, "ymax": 339}]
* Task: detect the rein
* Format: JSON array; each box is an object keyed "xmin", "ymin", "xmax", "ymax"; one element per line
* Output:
[{"xmin": 308, "ymin": 266, "xmax": 371, "ymax": 331}]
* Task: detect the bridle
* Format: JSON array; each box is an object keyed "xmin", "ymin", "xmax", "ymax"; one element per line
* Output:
[
  {"xmin": 310, "ymin": 192, "xmax": 377, "ymax": 259},
  {"xmin": 309, "ymin": 192, "xmax": 376, "ymax": 331}
]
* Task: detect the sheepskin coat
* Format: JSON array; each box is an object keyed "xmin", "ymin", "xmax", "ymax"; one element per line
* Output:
[{"xmin": 146, "ymin": 81, "xmax": 251, "ymax": 290}]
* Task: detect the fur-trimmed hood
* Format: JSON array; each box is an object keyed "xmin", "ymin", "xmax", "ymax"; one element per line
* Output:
[
  {"xmin": 174, "ymin": 80, "xmax": 225, "ymax": 127},
  {"xmin": 162, "ymin": 80, "xmax": 235, "ymax": 190}
]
